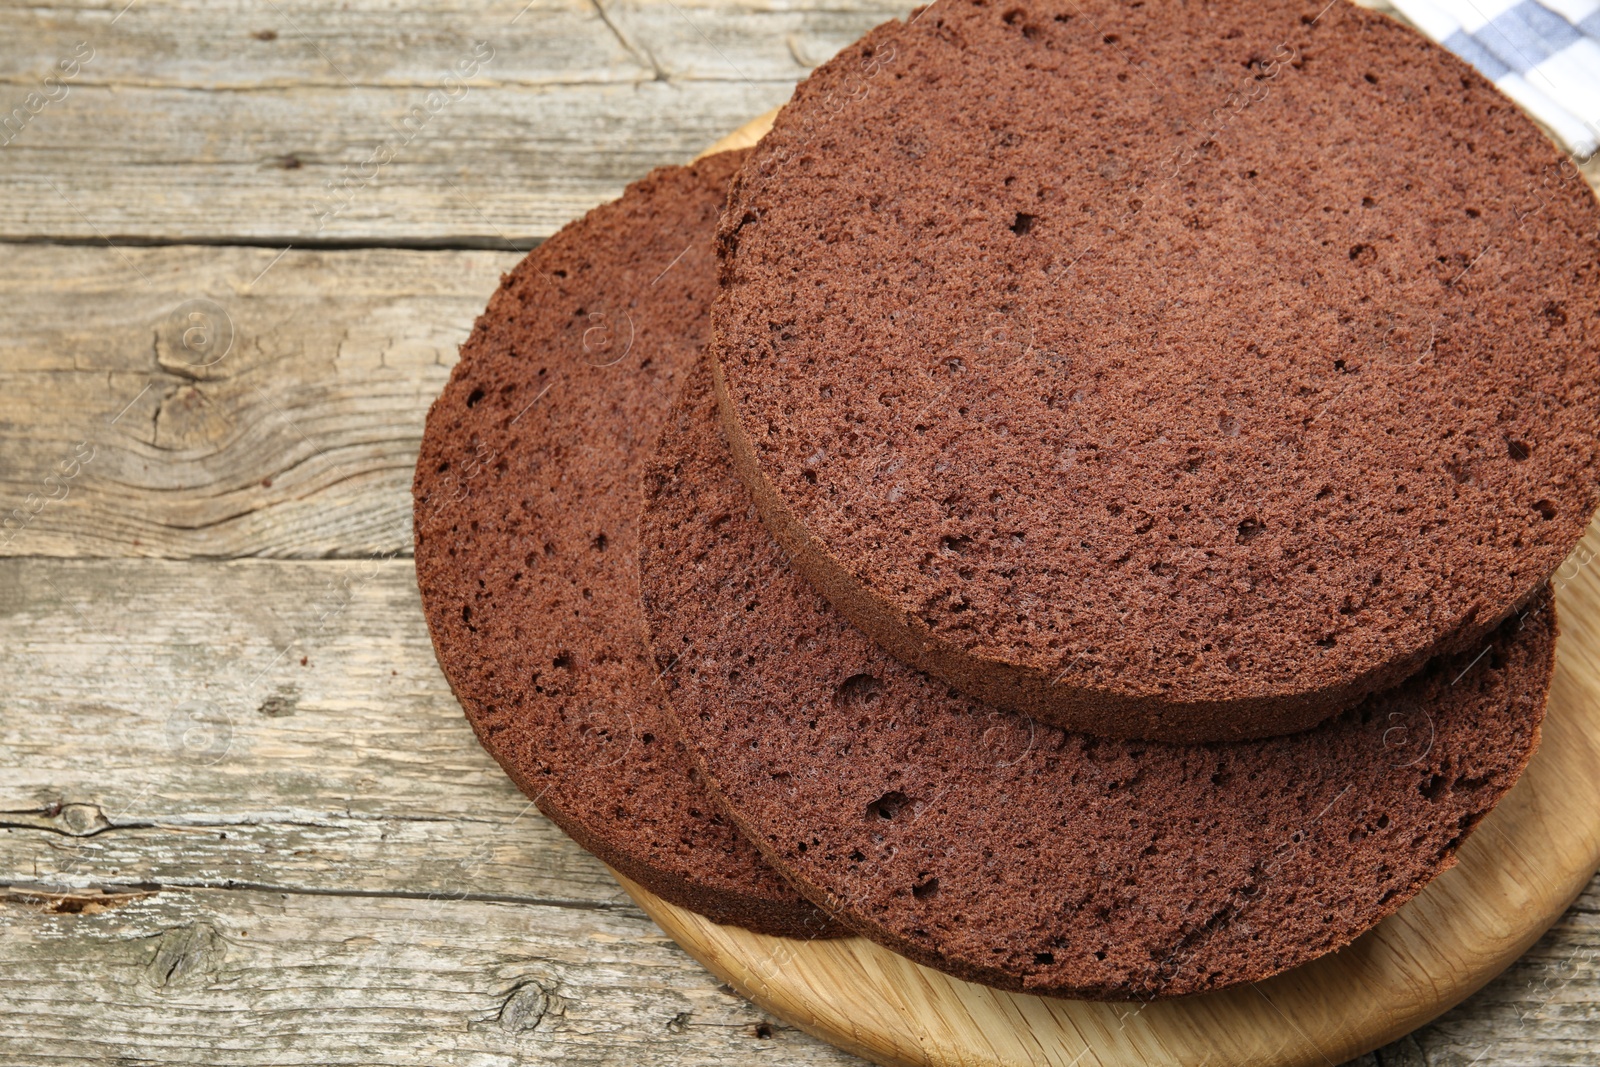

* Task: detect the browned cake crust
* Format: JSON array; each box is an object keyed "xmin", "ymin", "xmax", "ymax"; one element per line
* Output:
[
  {"xmin": 413, "ymin": 150, "xmax": 840, "ymax": 938},
  {"xmin": 640, "ymin": 360, "xmax": 1553, "ymax": 998},
  {"xmin": 712, "ymin": 0, "xmax": 1600, "ymax": 741}
]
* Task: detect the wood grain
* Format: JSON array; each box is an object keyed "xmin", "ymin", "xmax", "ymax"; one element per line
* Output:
[
  {"xmin": 0, "ymin": 244, "xmax": 514, "ymax": 559},
  {"xmin": 0, "ymin": 0, "xmax": 911, "ymax": 243},
  {"xmin": 2, "ymin": 0, "xmax": 899, "ymax": 88},
  {"xmin": 0, "ymin": 886, "xmax": 866, "ymax": 1066},
  {"xmin": 618, "ymin": 519, "xmax": 1600, "ymax": 1066},
  {"xmin": 0, "ymin": 558, "xmax": 623, "ymax": 904}
]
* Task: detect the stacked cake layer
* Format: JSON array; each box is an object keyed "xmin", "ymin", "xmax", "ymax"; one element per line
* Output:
[{"xmin": 415, "ymin": 0, "xmax": 1599, "ymax": 1002}]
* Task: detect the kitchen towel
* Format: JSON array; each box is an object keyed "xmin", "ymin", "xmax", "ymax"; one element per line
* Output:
[{"xmin": 1385, "ymin": 0, "xmax": 1600, "ymax": 155}]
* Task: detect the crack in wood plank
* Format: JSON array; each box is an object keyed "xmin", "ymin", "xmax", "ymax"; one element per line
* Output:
[{"xmin": 3, "ymin": 878, "xmax": 643, "ymax": 913}]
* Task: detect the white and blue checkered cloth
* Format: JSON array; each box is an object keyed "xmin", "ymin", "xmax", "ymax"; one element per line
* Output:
[{"xmin": 1385, "ymin": 0, "xmax": 1600, "ymax": 156}]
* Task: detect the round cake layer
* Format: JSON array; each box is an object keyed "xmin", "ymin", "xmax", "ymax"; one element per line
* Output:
[
  {"xmin": 641, "ymin": 360, "xmax": 1553, "ymax": 998},
  {"xmin": 413, "ymin": 150, "xmax": 838, "ymax": 938},
  {"xmin": 712, "ymin": 0, "xmax": 1600, "ymax": 740}
]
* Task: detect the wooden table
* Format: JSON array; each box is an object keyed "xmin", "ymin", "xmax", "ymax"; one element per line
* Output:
[{"xmin": 1, "ymin": 2, "xmax": 1595, "ymax": 1064}]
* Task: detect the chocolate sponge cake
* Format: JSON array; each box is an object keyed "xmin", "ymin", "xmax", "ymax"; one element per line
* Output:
[
  {"xmin": 711, "ymin": 0, "xmax": 1600, "ymax": 741},
  {"xmin": 640, "ymin": 360, "xmax": 1553, "ymax": 998},
  {"xmin": 413, "ymin": 151, "xmax": 838, "ymax": 938}
]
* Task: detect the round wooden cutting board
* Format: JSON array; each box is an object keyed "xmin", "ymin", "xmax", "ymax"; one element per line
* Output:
[{"xmin": 610, "ymin": 111, "xmax": 1600, "ymax": 1067}]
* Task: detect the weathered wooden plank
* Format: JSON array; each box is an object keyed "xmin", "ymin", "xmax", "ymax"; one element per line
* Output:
[
  {"xmin": 0, "ymin": 886, "xmax": 868, "ymax": 1066},
  {"xmin": 0, "ymin": 557, "xmax": 626, "ymax": 905},
  {"xmin": 0, "ymin": 0, "xmax": 912, "ymax": 242},
  {"xmin": 2, "ymin": 0, "xmax": 904, "ymax": 88},
  {"xmin": 1, "ymin": 81, "xmax": 784, "ymax": 244},
  {"xmin": 0, "ymin": 244, "xmax": 510, "ymax": 559}
]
